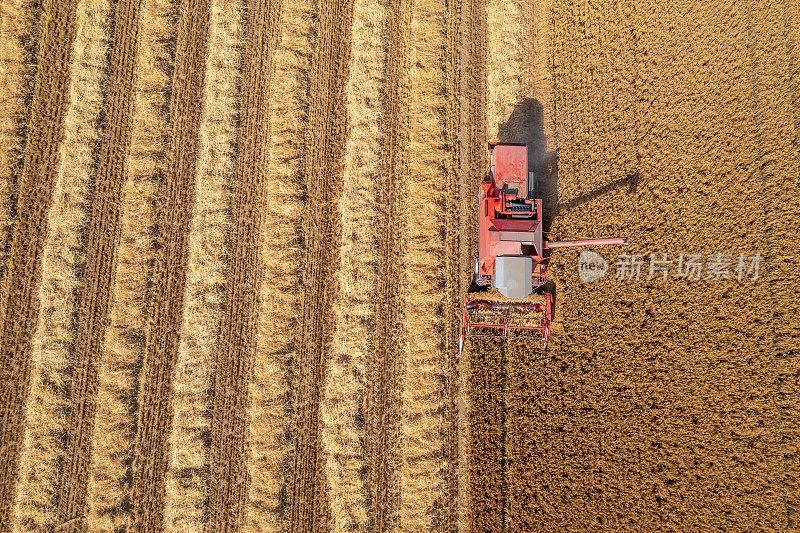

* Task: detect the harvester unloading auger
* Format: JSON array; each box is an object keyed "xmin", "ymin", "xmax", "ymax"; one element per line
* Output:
[{"xmin": 459, "ymin": 142, "xmax": 629, "ymax": 354}]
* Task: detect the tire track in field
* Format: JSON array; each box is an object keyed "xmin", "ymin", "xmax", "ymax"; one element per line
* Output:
[
  {"xmin": 288, "ymin": 0, "xmax": 354, "ymax": 529},
  {"xmin": 364, "ymin": 1, "xmax": 409, "ymax": 530},
  {"xmin": 207, "ymin": 0, "xmax": 281, "ymax": 528},
  {"xmin": 455, "ymin": 0, "xmax": 487, "ymax": 529},
  {"xmin": 0, "ymin": 0, "xmax": 80, "ymax": 523},
  {"xmin": 128, "ymin": 0, "xmax": 211, "ymax": 525},
  {"xmin": 462, "ymin": 0, "xmax": 488, "ymax": 270},
  {"xmin": 53, "ymin": 0, "xmax": 144, "ymax": 526}
]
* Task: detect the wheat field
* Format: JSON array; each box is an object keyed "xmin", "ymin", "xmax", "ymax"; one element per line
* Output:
[{"xmin": 0, "ymin": 0, "xmax": 798, "ymax": 531}]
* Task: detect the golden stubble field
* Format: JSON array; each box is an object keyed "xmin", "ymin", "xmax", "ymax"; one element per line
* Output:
[{"xmin": 0, "ymin": 0, "xmax": 797, "ymax": 531}]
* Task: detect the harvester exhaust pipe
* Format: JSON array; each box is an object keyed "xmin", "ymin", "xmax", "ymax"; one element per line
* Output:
[{"xmin": 545, "ymin": 237, "xmax": 629, "ymax": 249}]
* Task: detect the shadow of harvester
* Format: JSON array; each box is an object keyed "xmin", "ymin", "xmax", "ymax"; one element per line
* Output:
[
  {"xmin": 496, "ymin": 98, "xmax": 640, "ymax": 324},
  {"xmin": 497, "ymin": 98, "xmax": 558, "ymax": 233},
  {"xmin": 497, "ymin": 98, "xmax": 640, "ymax": 233}
]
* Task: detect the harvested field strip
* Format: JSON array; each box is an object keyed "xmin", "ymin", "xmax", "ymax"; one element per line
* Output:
[
  {"xmin": 459, "ymin": 0, "xmax": 487, "ymax": 269},
  {"xmin": 319, "ymin": 0, "xmax": 385, "ymax": 529},
  {"xmin": 55, "ymin": 0, "xmax": 144, "ymax": 524},
  {"xmin": 84, "ymin": 0, "xmax": 177, "ymax": 525},
  {"xmin": 162, "ymin": 0, "xmax": 243, "ymax": 527},
  {"xmin": 485, "ymin": 0, "xmax": 525, "ymax": 140},
  {"xmin": 242, "ymin": 0, "xmax": 313, "ymax": 529},
  {"xmin": 0, "ymin": 0, "xmax": 80, "ymax": 523},
  {"xmin": 207, "ymin": 0, "xmax": 280, "ymax": 528},
  {"xmin": 0, "ymin": 0, "xmax": 35, "ymax": 275},
  {"xmin": 9, "ymin": 0, "xmax": 110, "ymax": 527},
  {"xmin": 453, "ymin": 1, "xmax": 487, "ymax": 529},
  {"xmin": 128, "ymin": 0, "xmax": 212, "ymax": 525},
  {"xmin": 399, "ymin": 0, "xmax": 448, "ymax": 529},
  {"xmin": 365, "ymin": 0, "xmax": 408, "ymax": 530},
  {"xmin": 288, "ymin": 0, "xmax": 354, "ymax": 529}
]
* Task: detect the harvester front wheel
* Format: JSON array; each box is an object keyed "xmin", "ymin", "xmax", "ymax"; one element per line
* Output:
[{"xmin": 469, "ymin": 257, "xmax": 479, "ymax": 291}]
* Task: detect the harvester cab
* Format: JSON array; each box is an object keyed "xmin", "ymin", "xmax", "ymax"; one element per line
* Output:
[{"xmin": 460, "ymin": 142, "xmax": 629, "ymax": 354}]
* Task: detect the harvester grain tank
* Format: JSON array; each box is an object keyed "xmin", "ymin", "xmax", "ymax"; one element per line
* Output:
[{"xmin": 460, "ymin": 142, "xmax": 629, "ymax": 353}]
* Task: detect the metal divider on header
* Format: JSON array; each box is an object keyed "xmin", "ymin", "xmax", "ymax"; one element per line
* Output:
[{"xmin": 459, "ymin": 293, "xmax": 553, "ymax": 355}]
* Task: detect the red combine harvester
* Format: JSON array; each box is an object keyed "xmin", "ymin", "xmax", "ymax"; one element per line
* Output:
[{"xmin": 460, "ymin": 142, "xmax": 629, "ymax": 353}]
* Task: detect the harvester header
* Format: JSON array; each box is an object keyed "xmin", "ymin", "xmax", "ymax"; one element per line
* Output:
[{"xmin": 460, "ymin": 142, "xmax": 629, "ymax": 353}]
